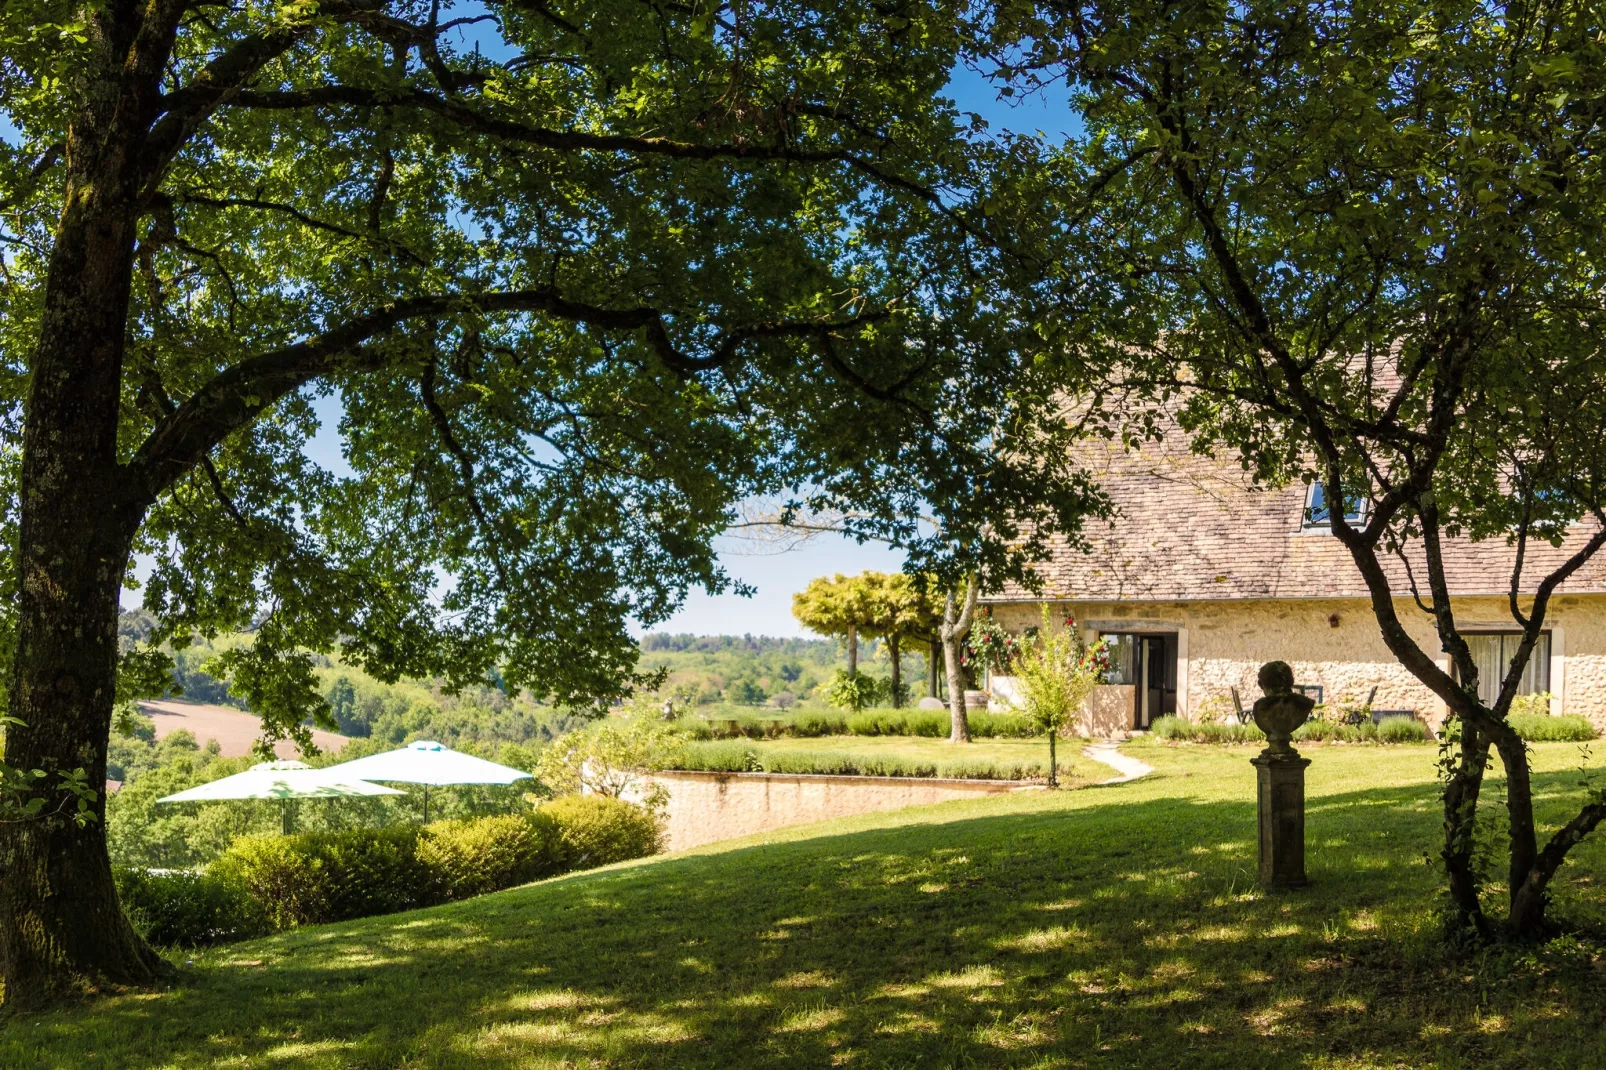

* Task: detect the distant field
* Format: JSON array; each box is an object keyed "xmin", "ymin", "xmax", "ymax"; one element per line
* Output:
[{"xmin": 138, "ymin": 699, "xmax": 349, "ymax": 759}]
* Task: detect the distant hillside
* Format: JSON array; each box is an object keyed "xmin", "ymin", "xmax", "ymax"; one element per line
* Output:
[
  {"xmin": 638, "ymin": 632, "xmax": 929, "ymax": 708},
  {"xmin": 138, "ymin": 699, "xmax": 348, "ymax": 759},
  {"xmin": 116, "ymin": 612, "xmax": 930, "ymax": 729}
]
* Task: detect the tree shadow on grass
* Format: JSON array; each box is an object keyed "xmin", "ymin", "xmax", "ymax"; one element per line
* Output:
[{"xmin": 11, "ymin": 768, "xmax": 1606, "ymax": 1069}]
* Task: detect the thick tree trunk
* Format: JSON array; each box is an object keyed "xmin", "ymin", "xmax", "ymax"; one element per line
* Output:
[
  {"xmin": 1494, "ymin": 732, "xmax": 1539, "ymax": 905},
  {"xmin": 1439, "ymin": 720, "xmax": 1491, "ymax": 943},
  {"xmin": 0, "ymin": 128, "xmax": 165, "ymax": 1005},
  {"xmin": 846, "ymin": 624, "xmax": 857, "ymax": 677},
  {"xmin": 928, "ymin": 638, "xmax": 939, "ymax": 698},
  {"xmin": 943, "ymin": 581, "xmax": 977, "ymax": 744}
]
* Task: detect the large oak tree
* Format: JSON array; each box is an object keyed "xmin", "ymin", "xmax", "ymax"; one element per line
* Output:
[{"xmin": 0, "ymin": 0, "xmax": 1103, "ymax": 1005}]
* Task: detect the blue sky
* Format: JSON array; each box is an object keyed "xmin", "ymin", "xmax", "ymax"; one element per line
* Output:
[
  {"xmin": 9, "ymin": 21, "xmax": 1076, "ymax": 637},
  {"xmin": 658, "ymin": 69, "xmax": 1078, "ymax": 636}
]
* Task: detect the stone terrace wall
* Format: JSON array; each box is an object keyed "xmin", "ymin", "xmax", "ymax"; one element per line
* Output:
[{"xmin": 635, "ymin": 771, "xmax": 1028, "ymax": 852}]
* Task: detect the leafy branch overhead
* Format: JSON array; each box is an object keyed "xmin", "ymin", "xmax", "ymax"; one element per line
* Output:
[
  {"xmin": 1, "ymin": 0, "xmax": 1106, "ymax": 721},
  {"xmin": 0, "ymin": 0, "xmax": 1114, "ymax": 1002}
]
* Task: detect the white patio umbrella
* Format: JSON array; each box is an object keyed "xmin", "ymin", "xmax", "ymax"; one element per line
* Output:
[
  {"xmin": 321, "ymin": 740, "xmax": 532, "ymax": 822},
  {"xmin": 158, "ymin": 760, "xmax": 404, "ymax": 833}
]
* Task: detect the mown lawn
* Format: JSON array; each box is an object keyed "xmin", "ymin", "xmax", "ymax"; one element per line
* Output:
[{"xmin": 8, "ymin": 739, "xmax": 1606, "ymax": 1069}]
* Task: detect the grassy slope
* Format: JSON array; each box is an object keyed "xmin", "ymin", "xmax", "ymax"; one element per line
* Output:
[{"xmin": 10, "ymin": 740, "xmax": 1606, "ymax": 1069}]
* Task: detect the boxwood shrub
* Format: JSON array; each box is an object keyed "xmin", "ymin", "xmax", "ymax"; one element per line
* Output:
[
  {"xmin": 114, "ymin": 867, "xmax": 266, "ymax": 948},
  {"xmin": 418, "ymin": 811, "xmax": 565, "ymax": 901},
  {"xmin": 540, "ymin": 794, "xmax": 663, "ymax": 869},
  {"xmin": 136, "ymin": 800, "xmax": 663, "ymax": 944},
  {"xmin": 214, "ymin": 826, "xmax": 433, "ymax": 929}
]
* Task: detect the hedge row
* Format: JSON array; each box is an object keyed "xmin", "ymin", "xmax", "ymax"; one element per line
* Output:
[
  {"xmin": 117, "ymin": 795, "xmax": 660, "ymax": 947},
  {"xmin": 1150, "ymin": 715, "xmax": 1429, "ymax": 744},
  {"xmin": 1152, "ymin": 713, "xmax": 1599, "ymax": 745},
  {"xmin": 670, "ymin": 741, "xmax": 1047, "ymax": 781},
  {"xmin": 1442, "ymin": 713, "xmax": 1598, "ymax": 743},
  {"xmin": 681, "ymin": 708, "xmax": 1037, "ymax": 741}
]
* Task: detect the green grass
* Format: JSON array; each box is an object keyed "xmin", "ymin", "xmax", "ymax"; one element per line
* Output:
[{"xmin": 9, "ymin": 740, "xmax": 1606, "ymax": 1068}]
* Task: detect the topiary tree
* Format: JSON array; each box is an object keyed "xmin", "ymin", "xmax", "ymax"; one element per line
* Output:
[
  {"xmin": 791, "ymin": 574, "xmax": 877, "ymax": 678},
  {"xmin": 856, "ymin": 572, "xmax": 945, "ymax": 708}
]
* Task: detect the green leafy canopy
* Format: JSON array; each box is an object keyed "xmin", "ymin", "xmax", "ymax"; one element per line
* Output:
[{"xmin": 0, "ymin": 0, "xmax": 1109, "ymax": 740}]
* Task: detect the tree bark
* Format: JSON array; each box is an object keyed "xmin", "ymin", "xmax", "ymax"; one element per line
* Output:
[
  {"xmin": 928, "ymin": 638, "xmax": 940, "ymax": 698},
  {"xmin": 1439, "ymin": 719, "xmax": 1491, "ymax": 943},
  {"xmin": 943, "ymin": 579, "xmax": 978, "ymax": 744},
  {"xmin": 0, "ymin": 57, "xmax": 168, "ymax": 1005},
  {"xmin": 846, "ymin": 624, "xmax": 857, "ymax": 677}
]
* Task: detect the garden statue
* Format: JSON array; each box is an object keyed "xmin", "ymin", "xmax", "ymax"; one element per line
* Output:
[
  {"xmin": 1251, "ymin": 660, "xmax": 1316, "ymax": 758},
  {"xmin": 1249, "ymin": 660, "xmax": 1314, "ymax": 889}
]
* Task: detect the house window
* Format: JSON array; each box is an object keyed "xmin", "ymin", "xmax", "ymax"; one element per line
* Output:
[
  {"xmin": 1302, "ymin": 483, "xmax": 1367, "ymax": 528},
  {"xmin": 1100, "ymin": 634, "xmax": 1138, "ymax": 685},
  {"xmin": 1460, "ymin": 633, "xmax": 1551, "ymax": 708}
]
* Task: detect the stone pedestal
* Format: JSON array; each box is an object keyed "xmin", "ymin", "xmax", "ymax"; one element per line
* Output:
[{"xmin": 1251, "ymin": 755, "xmax": 1311, "ymax": 889}]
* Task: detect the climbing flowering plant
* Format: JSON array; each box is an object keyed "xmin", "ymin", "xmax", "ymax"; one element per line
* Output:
[{"xmin": 964, "ymin": 610, "xmax": 1022, "ymax": 675}]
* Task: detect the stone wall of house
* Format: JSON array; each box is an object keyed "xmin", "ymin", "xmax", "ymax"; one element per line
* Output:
[{"xmin": 987, "ymin": 594, "xmax": 1606, "ymax": 734}]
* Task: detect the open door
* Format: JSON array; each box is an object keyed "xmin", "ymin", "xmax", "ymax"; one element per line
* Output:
[{"xmin": 1134, "ymin": 634, "xmax": 1178, "ymax": 729}]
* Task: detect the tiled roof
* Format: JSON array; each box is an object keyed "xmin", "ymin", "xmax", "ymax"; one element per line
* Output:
[{"xmin": 992, "ymin": 432, "xmax": 1606, "ymax": 602}]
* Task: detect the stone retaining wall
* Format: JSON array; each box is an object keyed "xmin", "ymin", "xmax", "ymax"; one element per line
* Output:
[{"xmin": 634, "ymin": 771, "xmax": 1029, "ymax": 852}]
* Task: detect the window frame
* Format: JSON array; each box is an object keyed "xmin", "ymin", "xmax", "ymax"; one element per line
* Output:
[
  {"xmin": 1300, "ymin": 482, "xmax": 1368, "ymax": 531},
  {"xmin": 1454, "ymin": 630, "xmax": 1552, "ymax": 708}
]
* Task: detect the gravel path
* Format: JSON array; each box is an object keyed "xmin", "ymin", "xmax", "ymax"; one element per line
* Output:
[{"xmin": 1081, "ymin": 742, "xmax": 1154, "ymax": 785}]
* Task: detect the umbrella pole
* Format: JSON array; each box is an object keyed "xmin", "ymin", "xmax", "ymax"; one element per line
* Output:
[
  {"xmin": 423, "ymin": 784, "xmax": 429, "ymax": 824},
  {"xmin": 282, "ymin": 799, "xmax": 292, "ymax": 836}
]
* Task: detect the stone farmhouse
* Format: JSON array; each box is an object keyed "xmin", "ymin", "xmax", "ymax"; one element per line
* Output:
[{"xmin": 983, "ymin": 433, "xmax": 1606, "ymax": 737}]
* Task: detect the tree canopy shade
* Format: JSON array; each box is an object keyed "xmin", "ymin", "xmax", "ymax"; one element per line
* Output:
[
  {"xmin": 0, "ymin": 0, "xmax": 1107, "ymax": 1004},
  {"xmin": 984, "ymin": 0, "xmax": 1606, "ymax": 939}
]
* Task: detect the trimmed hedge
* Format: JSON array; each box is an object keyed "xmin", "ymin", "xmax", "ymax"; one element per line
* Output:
[
  {"xmin": 542, "ymin": 794, "xmax": 663, "ymax": 868},
  {"xmin": 682, "ymin": 708, "xmax": 1036, "ymax": 741},
  {"xmin": 124, "ymin": 797, "xmax": 662, "ymax": 946},
  {"xmin": 114, "ymin": 867, "xmax": 266, "ymax": 947},
  {"xmin": 417, "ymin": 811, "xmax": 565, "ymax": 901},
  {"xmin": 1443, "ymin": 713, "xmax": 1599, "ymax": 743},
  {"xmin": 1507, "ymin": 714, "xmax": 1598, "ymax": 742},
  {"xmin": 215, "ymin": 826, "xmax": 436, "ymax": 929},
  {"xmin": 1150, "ymin": 715, "xmax": 1429, "ymax": 745},
  {"xmin": 668, "ymin": 742, "xmax": 1047, "ymax": 781}
]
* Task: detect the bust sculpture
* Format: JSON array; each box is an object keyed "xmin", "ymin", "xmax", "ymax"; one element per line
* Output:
[{"xmin": 1251, "ymin": 660, "xmax": 1315, "ymax": 759}]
